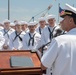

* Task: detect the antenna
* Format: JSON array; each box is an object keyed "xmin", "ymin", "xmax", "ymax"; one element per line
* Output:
[
  {"xmin": 58, "ymin": 3, "xmax": 60, "ymax": 23},
  {"xmin": 28, "ymin": 0, "xmax": 56, "ymax": 22},
  {"xmin": 8, "ymin": 0, "xmax": 10, "ymax": 20},
  {"xmin": 41, "ymin": 4, "xmax": 52, "ymax": 17}
]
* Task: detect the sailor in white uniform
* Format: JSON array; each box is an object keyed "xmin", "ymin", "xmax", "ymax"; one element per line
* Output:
[
  {"xmin": 41, "ymin": 3, "xmax": 76, "ymax": 75},
  {"xmin": 38, "ymin": 15, "xmax": 60, "ymax": 75},
  {"xmin": 36, "ymin": 17, "xmax": 46, "ymax": 35},
  {"xmin": 0, "ymin": 31, "xmax": 5, "ymax": 50},
  {"xmin": 0, "ymin": 22, "xmax": 4, "ymax": 30},
  {"xmin": 1, "ymin": 19, "xmax": 15, "ymax": 50},
  {"xmin": 23, "ymin": 21, "xmax": 41, "ymax": 51},
  {"xmin": 9, "ymin": 22, "xmax": 25, "ymax": 50},
  {"xmin": 10, "ymin": 22, "xmax": 15, "ymax": 30},
  {"xmin": 38, "ymin": 15, "xmax": 58, "ymax": 52},
  {"xmin": 20, "ymin": 21, "xmax": 29, "ymax": 33}
]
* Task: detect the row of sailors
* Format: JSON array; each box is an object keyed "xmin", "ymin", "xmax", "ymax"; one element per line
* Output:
[{"xmin": 0, "ymin": 14, "xmax": 65, "ymax": 52}]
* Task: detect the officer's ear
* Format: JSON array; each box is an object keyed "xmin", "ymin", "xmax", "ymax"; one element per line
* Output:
[{"xmin": 69, "ymin": 17, "xmax": 73, "ymax": 23}]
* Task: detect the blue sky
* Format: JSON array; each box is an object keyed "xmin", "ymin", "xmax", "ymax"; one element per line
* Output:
[{"xmin": 0, "ymin": 0, "xmax": 76, "ymax": 23}]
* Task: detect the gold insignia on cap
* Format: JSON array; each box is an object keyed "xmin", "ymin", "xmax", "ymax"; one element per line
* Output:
[{"xmin": 64, "ymin": 12, "xmax": 72, "ymax": 15}]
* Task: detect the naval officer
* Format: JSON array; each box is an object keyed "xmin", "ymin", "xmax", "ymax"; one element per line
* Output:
[
  {"xmin": 41, "ymin": 3, "xmax": 76, "ymax": 75},
  {"xmin": 36, "ymin": 17, "xmax": 46, "ymax": 35}
]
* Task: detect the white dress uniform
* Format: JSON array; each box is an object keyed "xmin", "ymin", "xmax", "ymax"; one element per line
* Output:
[
  {"xmin": 41, "ymin": 28, "xmax": 76, "ymax": 75},
  {"xmin": 1, "ymin": 28, "xmax": 15, "ymax": 49},
  {"xmin": 0, "ymin": 22, "xmax": 4, "ymax": 30},
  {"xmin": 39, "ymin": 24, "xmax": 57, "ymax": 49},
  {"xmin": 0, "ymin": 31, "xmax": 5, "ymax": 50},
  {"xmin": 40, "ymin": 24, "xmax": 61, "ymax": 75},
  {"xmin": 36, "ymin": 17, "xmax": 46, "ymax": 35},
  {"xmin": 23, "ymin": 31, "xmax": 41, "ymax": 51},
  {"xmin": 9, "ymin": 31, "xmax": 25, "ymax": 50}
]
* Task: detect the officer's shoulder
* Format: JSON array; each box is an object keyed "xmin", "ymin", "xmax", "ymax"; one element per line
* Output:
[{"xmin": 54, "ymin": 34, "xmax": 69, "ymax": 42}]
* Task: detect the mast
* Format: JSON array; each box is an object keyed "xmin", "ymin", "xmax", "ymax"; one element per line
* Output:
[
  {"xmin": 58, "ymin": 3, "xmax": 60, "ymax": 23},
  {"xmin": 8, "ymin": 0, "xmax": 10, "ymax": 20}
]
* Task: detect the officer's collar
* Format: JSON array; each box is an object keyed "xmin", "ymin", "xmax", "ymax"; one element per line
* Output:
[{"xmin": 67, "ymin": 28, "xmax": 76, "ymax": 34}]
